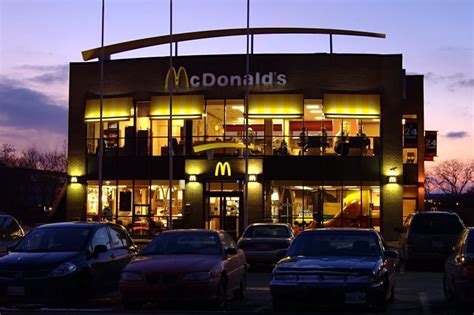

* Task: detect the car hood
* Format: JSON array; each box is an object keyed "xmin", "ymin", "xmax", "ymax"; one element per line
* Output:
[
  {"xmin": 277, "ymin": 256, "xmax": 382, "ymax": 272},
  {"xmin": 125, "ymin": 254, "xmax": 222, "ymax": 273},
  {"xmin": 0, "ymin": 251, "xmax": 82, "ymax": 271}
]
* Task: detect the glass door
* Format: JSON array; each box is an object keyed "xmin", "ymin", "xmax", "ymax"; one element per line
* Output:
[{"xmin": 206, "ymin": 192, "xmax": 242, "ymax": 240}]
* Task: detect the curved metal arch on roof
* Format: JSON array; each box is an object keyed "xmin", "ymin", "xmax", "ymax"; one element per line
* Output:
[{"xmin": 81, "ymin": 27, "xmax": 385, "ymax": 61}]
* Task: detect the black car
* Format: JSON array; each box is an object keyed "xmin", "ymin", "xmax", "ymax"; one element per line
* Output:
[
  {"xmin": 0, "ymin": 222, "xmax": 138, "ymax": 306},
  {"xmin": 270, "ymin": 228, "xmax": 398, "ymax": 311},
  {"xmin": 444, "ymin": 227, "xmax": 474, "ymax": 307},
  {"xmin": 398, "ymin": 211, "xmax": 465, "ymax": 267},
  {"xmin": 237, "ymin": 223, "xmax": 294, "ymax": 266},
  {"xmin": 0, "ymin": 214, "xmax": 24, "ymax": 256}
]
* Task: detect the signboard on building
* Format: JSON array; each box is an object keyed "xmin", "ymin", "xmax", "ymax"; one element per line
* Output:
[
  {"xmin": 403, "ymin": 119, "xmax": 418, "ymax": 148},
  {"xmin": 424, "ymin": 130, "xmax": 437, "ymax": 161}
]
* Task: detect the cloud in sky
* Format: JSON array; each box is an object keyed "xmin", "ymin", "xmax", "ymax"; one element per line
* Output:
[
  {"xmin": 424, "ymin": 72, "xmax": 474, "ymax": 91},
  {"xmin": 445, "ymin": 131, "xmax": 469, "ymax": 139},
  {"xmin": 16, "ymin": 64, "xmax": 69, "ymax": 84},
  {"xmin": 0, "ymin": 77, "xmax": 67, "ymax": 135}
]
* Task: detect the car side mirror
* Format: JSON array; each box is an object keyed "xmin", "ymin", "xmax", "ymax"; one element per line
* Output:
[
  {"xmin": 93, "ymin": 244, "xmax": 108, "ymax": 256},
  {"xmin": 393, "ymin": 227, "xmax": 403, "ymax": 233},
  {"xmin": 224, "ymin": 247, "xmax": 238, "ymax": 256},
  {"xmin": 384, "ymin": 250, "xmax": 399, "ymax": 259}
]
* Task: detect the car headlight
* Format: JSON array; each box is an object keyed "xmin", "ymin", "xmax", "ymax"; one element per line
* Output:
[
  {"xmin": 121, "ymin": 271, "xmax": 143, "ymax": 281},
  {"xmin": 49, "ymin": 262, "xmax": 77, "ymax": 277},
  {"xmin": 273, "ymin": 274, "xmax": 298, "ymax": 281},
  {"xmin": 182, "ymin": 272, "xmax": 212, "ymax": 281}
]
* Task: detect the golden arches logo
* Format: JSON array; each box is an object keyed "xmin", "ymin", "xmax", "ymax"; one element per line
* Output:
[
  {"xmin": 164, "ymin": 66, "xmax": 190, "ymax": 90},
  {"xmin": 214, "ymin": 162, "xmax": 231, "ymax": 177}
]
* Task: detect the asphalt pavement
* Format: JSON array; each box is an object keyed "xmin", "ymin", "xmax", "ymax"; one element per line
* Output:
[{"xmin": 1, "ymin": 264, "xmax": 472, "ymax": 315}]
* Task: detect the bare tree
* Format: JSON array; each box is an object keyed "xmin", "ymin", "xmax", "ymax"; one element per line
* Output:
[
  {"xmin": 0, "ymin": 143, "xmax": 18, "ymax": 167},
  {"xmin": 430, "ymin": 159, "xmax": 474, "ymax": 196},
  {"xmin": 17, "ymin": 145, "xmax": 43, "ymax": 170}
]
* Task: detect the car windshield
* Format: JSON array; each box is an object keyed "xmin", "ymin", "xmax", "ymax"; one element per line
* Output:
[
  {"xmin": 13, "ymin": 227, "xmax": 91, "ymax": 252},
  {"xmin": 287, "ymin": 230, "xmax": 382, "ymax": 257},
  {"xmin": 0, "ymin": 216, "xmax": 22, "ymax": 241},
  {"xmin": 243, "ymin": 225, "xmax": 290, "ymax": 238},
  {"xmin": 466, "ymin": 231, "xmax": 474, "ymax": 254},
  {"xmin": 142, "ymin": 232, "xmax": 222, "ymax": 256},
  {"xmin": 410, "ymin": 214, "xmax": 464, "ymax": 234}
]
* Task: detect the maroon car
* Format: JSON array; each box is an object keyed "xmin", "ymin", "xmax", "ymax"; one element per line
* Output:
[{"xmin": 119, "ymin": 229, "xmax": 247, "ymax": 309}]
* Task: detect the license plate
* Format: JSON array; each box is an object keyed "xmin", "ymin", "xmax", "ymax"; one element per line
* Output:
[
  {"xmin": 7, "ymin": 286, "xmax": 25, "ymax": 296},
  {"xmin": 345, "ymin": 291, "xmax": 366, "ymax": 304},
  {"xmin": 432, "ymin": 241, "xmax": 444, "ymax": 248}
]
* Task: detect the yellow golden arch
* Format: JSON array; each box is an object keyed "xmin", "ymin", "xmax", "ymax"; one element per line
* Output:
[
  {"xmin": 164, "ymin": 66, "xmax": 190, "ymax": 91},
  {"xmin": 215, "ymin": 162, "xmax": 231, "ymax": 177}
]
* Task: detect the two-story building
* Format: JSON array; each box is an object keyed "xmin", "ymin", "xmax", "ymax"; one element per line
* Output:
[{"xmin": 67, "ymin": 28, "xmax": 425, "ymax": 241}]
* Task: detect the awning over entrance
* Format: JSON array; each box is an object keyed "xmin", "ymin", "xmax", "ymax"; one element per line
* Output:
[
  {"xmin": 323, "ymin": 94, "xmax": 380, "ymax": 118},
  {"xmin": 84, "ymin": 97, "xmax": 133, "ymax": 122},
  {"xmin": 150, "ymin": 95, "xmax": 204, "ymax": 119},
  {"xmin": 248, "ymin": 94, "xmax": 304, "ymax": 119}
]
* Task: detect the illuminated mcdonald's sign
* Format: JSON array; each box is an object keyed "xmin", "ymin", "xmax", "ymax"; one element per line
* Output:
[
  {"xmin": 215, "ymin": 162, "xmax": 232, "ymax": 177},
  {"xmin": 164, "ymin": 66, "xmax": 190, "ymax": 91}
]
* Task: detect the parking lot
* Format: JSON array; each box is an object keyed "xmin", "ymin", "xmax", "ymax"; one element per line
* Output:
[{"xmin": 1, "ymin": 264, "xmax": 472, "ymax": 315}]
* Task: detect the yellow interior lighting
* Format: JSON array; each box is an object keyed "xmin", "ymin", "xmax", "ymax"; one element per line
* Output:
[
  {"xmin": 150, "ymin": 95, "xmax": 204, "ymax": 119},
  {"xmin": 323, "ymin": 94, "xmax": 380, "ymax": 118},
  {"xmin": 248, "ymin": 94, "xmax": 303, "ymax": 119},
  {"xmin": 193, "ymin": 142, "xmax": 255, "ymax": 153},
  {"xmin": 84, "ymin": 97, "xmax": 133, "ymax": 122}
]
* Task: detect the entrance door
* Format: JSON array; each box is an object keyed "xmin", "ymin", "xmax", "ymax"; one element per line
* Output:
[{"xmin": 206, "ymin": 192, "xmax": 242, "ymax": 240}]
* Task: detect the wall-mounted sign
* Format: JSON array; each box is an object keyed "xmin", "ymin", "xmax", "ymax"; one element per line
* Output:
[
  {"xmin": 214, "ymin": 161, "xmax": 232, "ymax": 177},
  {"xmin": 165, "ymin": 66, "xmax": 287, "ymax": 90},
  {"xmin": 403, "ymin": 119, "xmax": 418, "ymax": 148},
  {"xmin": 424, "ymin": 130, "xmax": 437, "ymax": 161}
]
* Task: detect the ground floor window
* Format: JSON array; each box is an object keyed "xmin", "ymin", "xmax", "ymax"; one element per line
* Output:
[
  {"xmin": 86, "ymin": 180, "xmax": 185, "ymax": 236},
  {"xmin": 268, "ymin": 182, "xmax": 380, "ymax": 233}
]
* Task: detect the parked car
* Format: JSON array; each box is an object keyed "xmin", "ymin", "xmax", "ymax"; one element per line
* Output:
[
  {"xmin": 237, "ymin": 223, "xmax": 294, "ymax": 266},
  {"xmin": 120, "ymin": 229, "xmax": 247, "ymax": 310},
  {"xmin": 398, "ymin": 211, "xmax": 465, "ymax": 267},
  {"xmin": 270, "ymin": 228, "xmax": 398, "ymax": 311},
  {"xmin": 444, "ymin": 227, "xmax": 474, "ymax": 307},
  {"xmin": 0, "ymin": 222, "xmax": 137, "ymax": 306},
  {"xmin": 0, "ymin": 214, "xmax": 24, "ymax": 256}
]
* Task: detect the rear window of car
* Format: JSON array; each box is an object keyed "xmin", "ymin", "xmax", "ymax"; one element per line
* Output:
[
  {"xmin": 466, "ymin": 231, "xmax": 474, "ymax": 254},
  {"xmin": 287, "ymin": 230, "xmax": 382, "ymax": 257},
  {"xmin": 243, "ymin": 225, "xmax": 290, "ymax": 238},
  {"xmin": 410, "ymin": 214, "xmax": 464, "ymax": 234},
  {"xmin": 0, "ymin": 216, "xmax": 22, "ymax": 241}
]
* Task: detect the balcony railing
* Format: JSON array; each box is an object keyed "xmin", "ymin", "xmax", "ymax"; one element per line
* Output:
[{"xmin": 86, "ymin": 135, "xmax": 381, "ymax": 158}]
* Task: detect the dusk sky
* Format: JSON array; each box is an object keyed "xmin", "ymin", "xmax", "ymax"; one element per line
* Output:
[{"xmin": 1, "ymin": 0, "xmax": 472, "ymax": 165}]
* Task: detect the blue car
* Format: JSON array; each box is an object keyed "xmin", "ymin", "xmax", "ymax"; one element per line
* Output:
[{"xmin": 270, "ymin": 228, "xmax": 398, "ymax": 311}]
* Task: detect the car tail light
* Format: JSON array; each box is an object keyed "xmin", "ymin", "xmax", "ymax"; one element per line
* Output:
[{"xmin": 462, "ymin": 264, "xmax": 474, "ymax": 278}]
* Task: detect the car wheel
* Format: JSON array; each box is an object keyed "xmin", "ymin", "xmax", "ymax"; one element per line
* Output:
[
  {"xmin": 123, "ymin": 299, "xmax": 142, "ymax": 310},
  {"xmin": 443, "ymin": 274, "xmax": 455, "ymax": 305},
  {"xmin": 214, "ymin": 277, "xmax": 227, "ymax": 309},
  {"xmin": 272, "ymin": 299, "xmax": 288, "ymax": 312},
  {"xmin": 233, "ymin": 272, "xmax": 247, "ymax": 300}
]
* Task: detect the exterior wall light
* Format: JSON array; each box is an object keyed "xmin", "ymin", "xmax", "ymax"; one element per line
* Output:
[
  {"xmin": 70, "ymin": 176, "xmax": 78, "ymax": 183},
  {"xmin": 248, "ymin": 174, "xmax": 257, "ymax": 182},
  {"xmin": 188, "ymin": 175, "xmax": 197, "ymax": 182},
  {"xmin": 387, "ymin": 167, "xmax": 398, "ymax": 184}
]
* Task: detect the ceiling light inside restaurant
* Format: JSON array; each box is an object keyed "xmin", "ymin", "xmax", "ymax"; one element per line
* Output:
[
  {"xmin": 306, "ymin": 105, "xmax": 320, "ymax": 109},
  {"xmin": 232, "ymin": 105, "xmax": 245, "ymax": 112}
]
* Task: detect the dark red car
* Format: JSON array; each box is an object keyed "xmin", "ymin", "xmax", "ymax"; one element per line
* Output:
[{"xmin": 119, "ymin": 229, "xmax": 247, "ymax": 309}]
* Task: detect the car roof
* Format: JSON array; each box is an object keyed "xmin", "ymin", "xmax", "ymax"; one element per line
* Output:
[
  {"xmin": 35, "ymin": 221, "xmax": 118, "ymax": 229},
  {"xmin": 247, "ymin": 223, "xmax": 291, "ymax": 227},
  {"xmin": 413, "ymin": 211, "xmax": 459, "ymax": 216},
  {"xmin": 160, "ymin": 229, "xmax": 219, "ymax": 234},
  {"xmin": 300, "ymin": 228, "xmax": 377, "ymax": 234}
]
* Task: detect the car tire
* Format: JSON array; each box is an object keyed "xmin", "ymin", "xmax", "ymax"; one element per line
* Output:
[
  {"xmin": 443, "ymin": 273, "xmax": 455, "ymax": 305},
  {"xmin": 233, "ymin": 272, "xmax": 247, "ymax": 300},
  {"xmin": 123, "ymin": 299, "xmax": 142, "ymax": 310},
  {"xmin": 272, "ymin": 299, "xmax": 288, "ymax": 312},
  {"xmin": 214, "ymin": 277, "xmax": 227, "ymax": 309}
]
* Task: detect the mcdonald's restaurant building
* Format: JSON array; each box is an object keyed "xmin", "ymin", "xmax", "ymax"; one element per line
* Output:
[{"xmin": 67, "ymin": 51, "xmax": 426, "ymax": 241}]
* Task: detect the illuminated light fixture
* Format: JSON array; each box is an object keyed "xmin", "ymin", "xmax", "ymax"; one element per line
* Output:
[
  {"xmin": 248, "ymin": 174, "xmax": 257, "ymax": 182},
  {"xmin": 305, "ymin": 105, "xmax": 320, "ymax": 109},
  {"xmin": 232, "ymin": 105, "xmax": 245, "ymax": 112},
  {"xmin": 84, "ymin": 97, "xmax": 133, "ymax": 122},
  {"xmin": 388, "ymin": 167, "xmax": 398, "ymax": 184},
  {"xmin": 271, "ymin": 189, "xmax": 279, "ymax": 201},
  {"xmin": 248, "ymin": 94, "xmax": 304, "ymax": 119},
  {"xmin": 323, "ymin": 94, "xmax": 380, "ymax": 119},
  {"xmin": 150, "ymin": 95, "xmax": 204, "ymax": 120},
  {"xmin": 70, "ymin": 176, "xmax": 78, "ymax": 183},
  {"xmin": 309, "ymin": 110, "xmax": 322, "ymax": 114},
  {"xmin": 402, "ymin": 118, "xmax": 406, "ymax": 125},
  {"xmin": 372, "ymin": 119, "xmax": 380, "ymax": 122},
  {"xmin": 188, "ymin": 175, "xmax": 197, "ymax": 182}
]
